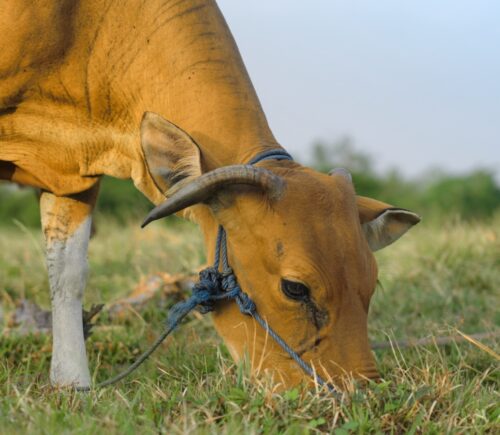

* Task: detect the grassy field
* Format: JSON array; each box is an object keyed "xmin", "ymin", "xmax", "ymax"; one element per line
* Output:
[{"xmin": 0, "ymin": 215, "xmax": 499, "ymax": 434}]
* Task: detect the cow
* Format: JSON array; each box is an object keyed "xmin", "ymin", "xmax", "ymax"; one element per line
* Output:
[{"xmin": 0, "ymin": 0, "xmax": 420, "ymax": 389}]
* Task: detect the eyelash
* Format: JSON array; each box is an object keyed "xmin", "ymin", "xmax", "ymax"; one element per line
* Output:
[{"xmin": 281, "ymin": 279, "xmax": 310, "ymax": 301}]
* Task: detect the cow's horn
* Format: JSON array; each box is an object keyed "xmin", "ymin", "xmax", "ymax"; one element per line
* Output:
[
  {"xmin": 141, "ymin": 165, "xmax": 284, "ymax": 227},
  {"xmin": 329, "ymin": 167, "xmax": 352, "ymax": 183}
]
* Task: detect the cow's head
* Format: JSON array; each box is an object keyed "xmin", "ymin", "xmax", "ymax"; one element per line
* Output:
[{"xmin": 140, "ymin": 112, "xmax": 420, "ymax": 389}]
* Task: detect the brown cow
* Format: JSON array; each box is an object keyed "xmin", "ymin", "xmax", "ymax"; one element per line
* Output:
[{"xmin": 0, "ymin": 0, "xmax": 419, "ymax": 389}]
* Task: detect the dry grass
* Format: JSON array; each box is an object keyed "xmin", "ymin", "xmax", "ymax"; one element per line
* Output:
[{"xmin": 0, "ymin": 216, "xmax": 498, "ymax": 434}]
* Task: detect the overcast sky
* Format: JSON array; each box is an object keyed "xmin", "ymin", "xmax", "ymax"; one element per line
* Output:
[{"xmin": 217, "ymin": 0, "xmax": 500, "ymax": 177}]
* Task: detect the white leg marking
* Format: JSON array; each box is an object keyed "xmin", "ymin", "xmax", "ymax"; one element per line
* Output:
[{"xmin": 48, "ymin": 217, "xmax": 92, "ymax": 387}]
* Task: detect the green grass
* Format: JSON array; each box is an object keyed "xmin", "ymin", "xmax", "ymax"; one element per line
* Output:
[{"xmin": 0, "ymin": 216, "xmax": 499, "ymax": 434}]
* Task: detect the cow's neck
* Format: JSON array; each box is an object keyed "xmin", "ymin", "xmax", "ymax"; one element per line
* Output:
[{"xmin": 86, "ymin": 0, "xmax": 280, "ymax": 170}]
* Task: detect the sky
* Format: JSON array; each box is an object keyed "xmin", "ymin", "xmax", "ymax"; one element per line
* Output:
[{"xmin": 217, "ymin": 0, "xmax": 500, "ymax": 177}]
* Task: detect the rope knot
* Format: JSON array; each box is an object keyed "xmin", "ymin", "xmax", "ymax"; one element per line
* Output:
[
  {"xmin": 198, "ymin": 267, "xmax": 221, "ymax": 288},
  {"xmin": 221, "ymin": 270, "xmax": 238, "ymax": 292},
  {"xmin": 193, "ymin": 267, "xmax": 223, "ymax": 314}
]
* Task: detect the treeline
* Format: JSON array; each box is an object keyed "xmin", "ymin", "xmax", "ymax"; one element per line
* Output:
[
  {"xmin": 309, "ymin": 139, "xmax": 500, "ymax": 221},
  {"xmin": 0, "ymin": 140, "xmax": 498, "ymax": 227},
  {"xmin": 0, "ymin": 177, "xmax": 151, "ymax": 228}
]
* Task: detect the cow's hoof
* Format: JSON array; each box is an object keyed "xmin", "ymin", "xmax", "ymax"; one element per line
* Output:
[
  {"xmin": 82, "ymin": 304, "xmax": 104, "ymax": 340},
  {"xmin": 50, "ymin": 363, "xmax": 91, "ymax": 389},
  {"xmin": 50, "ymin": 377, "xmax": 91, "ymax": 390}
]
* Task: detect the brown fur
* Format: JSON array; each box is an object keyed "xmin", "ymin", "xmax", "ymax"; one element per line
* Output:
[{"xmin": 202, "ymin": 166, "xmax": 382, "ymax": 386}]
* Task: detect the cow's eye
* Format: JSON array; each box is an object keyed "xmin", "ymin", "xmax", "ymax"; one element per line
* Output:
[{"xmin": 281, "ymin": 279, "xmax": 310, "ymax": 301}]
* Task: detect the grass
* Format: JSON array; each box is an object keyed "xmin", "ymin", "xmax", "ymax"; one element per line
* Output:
[{"xmin": 0, "ymin": 215, "xmax": 499, "ymax": 434}]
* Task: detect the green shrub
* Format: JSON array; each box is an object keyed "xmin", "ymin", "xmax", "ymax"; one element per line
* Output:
[
  {"xmin": 96, "ymin": 176, "xmax": 152, "ymax": 223},
  {"xmin": 309, "ymin": 140, "xmax": 500, "ymax": 221},
  {"xmin": 422, "ymin": 170, "xmax": 500, "ymax": 220},
  {"xmin": 0, "ymin": 184, "xmax": 40, "ymax": 227}
]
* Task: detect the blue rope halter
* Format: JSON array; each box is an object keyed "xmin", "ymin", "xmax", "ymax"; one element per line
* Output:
[{"xmin": 167, "ymin": 149, "xmax": 340, "ymax": 396}]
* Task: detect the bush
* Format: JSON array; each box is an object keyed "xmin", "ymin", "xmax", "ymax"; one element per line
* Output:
[
  {"xmin": 0, "ymin": 184, "xmax": 40, "ymax": 227},
  {"xmin": 422, "ymin": 170, "xmax": 500, "ymax": 220},
  {"xmin": 0, "ymin": 177, "xmax": 152, "ymax": 228},
  {"xmin": 309, "ymin": 140, "xmax": 500, "ymax": 221},
  {"xmin": 96, "ymin": 177, "xmax": 152, "ymax": 223}
]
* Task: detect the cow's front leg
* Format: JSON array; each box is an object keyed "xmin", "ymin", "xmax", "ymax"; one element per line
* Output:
[{"xmin": 40, "ymin": 184, "xmax": 99, "ymax": 388}]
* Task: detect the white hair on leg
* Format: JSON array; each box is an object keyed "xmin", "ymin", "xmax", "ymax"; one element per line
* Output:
[{"xmin": 47, "ymin": 216, "xmax": 92, "ymax": 387}]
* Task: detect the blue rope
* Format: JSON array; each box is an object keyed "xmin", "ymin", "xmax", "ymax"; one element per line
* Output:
[{"xmin": 247, "ymin": 149, "xmax": 294, "ymax": 165}]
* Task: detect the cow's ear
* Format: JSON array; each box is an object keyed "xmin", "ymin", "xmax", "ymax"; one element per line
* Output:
[
  {"xmin": 140, "ymin": 112, "xmax": 202, "ymax": 195},
  {"xmin": 357, "ymin": 196, "xmax": 420, "ymax": 251}
]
